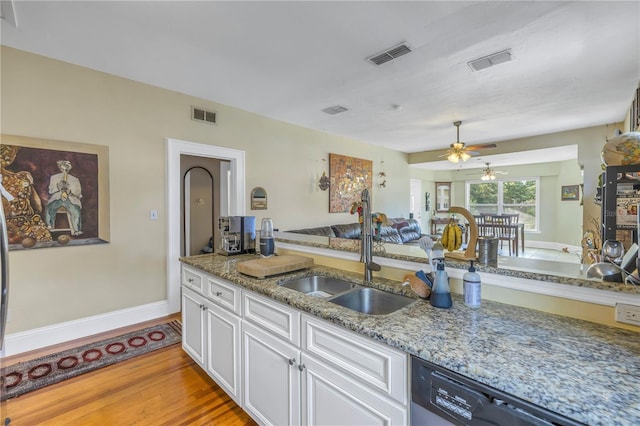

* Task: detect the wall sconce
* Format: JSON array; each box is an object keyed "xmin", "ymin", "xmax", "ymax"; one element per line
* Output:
[
  {"xmin": 378, "ymin": 161, "xmax": 387, "ymax": 188},
  {"xmin": 318, "ymin": 158, "xmax": 330, "ymax": 191},
  {"xmin": 319, "ymin": 171, "xmax": 330, "ymax": 191}
]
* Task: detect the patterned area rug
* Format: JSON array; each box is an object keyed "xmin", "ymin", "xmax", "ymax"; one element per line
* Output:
[{"xmin": 1, "ymin": 320, "xmax": 182, "ymax": 401}]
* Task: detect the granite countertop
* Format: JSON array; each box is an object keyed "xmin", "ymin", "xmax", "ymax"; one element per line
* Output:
[{"xmin": 180, "ymin": 253, "xmax": 640, "ymax": 426}]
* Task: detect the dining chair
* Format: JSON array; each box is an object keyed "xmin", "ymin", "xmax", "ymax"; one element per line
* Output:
[
  {"xmin": 472, "ymin": 215, "xmax": 484, "ymax": 236},
  {"xmin": 491, "ymin": 214, "xmax": 517, "ymax": 255},
  {"xmin": 478, "ymin": 214, "xmax": 496, "ymax": 237}
]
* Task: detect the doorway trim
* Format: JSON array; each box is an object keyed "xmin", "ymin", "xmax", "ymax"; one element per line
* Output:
[{"xmin": 167, "ymin": 138, "xmax": 245, "ymax": 312}]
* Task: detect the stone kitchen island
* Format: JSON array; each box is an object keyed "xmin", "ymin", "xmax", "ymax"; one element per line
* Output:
[{"xmin": 180, "ymin": 253, "xmax": 640, "ymax": 425}]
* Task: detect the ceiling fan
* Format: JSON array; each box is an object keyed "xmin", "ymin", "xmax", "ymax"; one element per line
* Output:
[
  {"xmin": 480, "ymin": 162, "xmax": 508, "ymax": 180},
  {"xmin": 444, "ymin": 121, "xmax": 496, "ymax": 163}
]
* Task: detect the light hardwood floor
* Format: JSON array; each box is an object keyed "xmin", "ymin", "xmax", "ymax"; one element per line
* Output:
[{"xmin": 1, "ymin": 315, "xmax": 257, "ymax": 426}]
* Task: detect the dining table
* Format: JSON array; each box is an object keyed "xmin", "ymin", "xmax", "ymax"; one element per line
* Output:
[{"xmin": 476, "ymin": 218, "xmax": 525, "ymax": 257}]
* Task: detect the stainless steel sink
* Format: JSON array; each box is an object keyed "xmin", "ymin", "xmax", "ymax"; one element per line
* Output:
[
  {"xmin": 279, "ymin": 275, "xmax": 356, "ymax": 298},
  {"xmin": 327, "ymin": 287, "xmax": 415, "ymax": 315}
]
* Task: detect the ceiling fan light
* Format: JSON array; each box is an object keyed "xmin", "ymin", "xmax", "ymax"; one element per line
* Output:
[
  {"xmin": 481, "ymin": 174, "xmax": 490, "ymax": 181},
  {"xmin": 460, "ymin": 152, "xmax": 471, "ymax": 161},
  {"xmin": 447, "ymin": 153, "xmax": 459, "ymax": 163}
]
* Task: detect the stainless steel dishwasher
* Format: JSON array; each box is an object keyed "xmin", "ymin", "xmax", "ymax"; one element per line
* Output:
[{"xmin": 411, "ymin": 356, "xmax": 584, "ymax": 426}]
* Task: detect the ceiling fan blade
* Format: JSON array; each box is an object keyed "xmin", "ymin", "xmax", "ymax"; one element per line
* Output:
[{"xmin": 465, "ymin": 143, "xmax": 497, "ymax": 151}]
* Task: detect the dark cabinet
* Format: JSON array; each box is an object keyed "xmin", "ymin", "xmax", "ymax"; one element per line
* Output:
[{"xmin": 601, "ymin": 165, "xmax": 640, "ymax": 244}]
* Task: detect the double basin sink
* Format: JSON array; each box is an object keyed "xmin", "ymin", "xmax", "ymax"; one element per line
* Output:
[{"xmin": 279, "ymin": 275, "xmax": 415, "ymax": 315}]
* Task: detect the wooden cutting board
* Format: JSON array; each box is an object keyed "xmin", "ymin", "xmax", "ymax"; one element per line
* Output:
[{"xmin": 236, "ymin": 255, "xmax": 314, "ymax": 279}]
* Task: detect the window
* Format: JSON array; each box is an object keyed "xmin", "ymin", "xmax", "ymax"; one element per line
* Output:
[{"xmin": 466, "ymin": 178, "xmax": 539, "ymax": 231}]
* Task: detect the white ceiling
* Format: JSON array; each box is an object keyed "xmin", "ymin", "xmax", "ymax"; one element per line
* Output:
[{"xmin": 1, "ymin": 1, "xmax": 638, "ymax": 167}]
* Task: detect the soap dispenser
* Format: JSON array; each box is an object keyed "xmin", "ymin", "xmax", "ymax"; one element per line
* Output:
[
  {"xmin": 463, "ymin": 261, "xmax": 481, "ymax": 308},
  {"xmin": 430, "ymin": 260, "xmax": 453, "ymax": 309}
]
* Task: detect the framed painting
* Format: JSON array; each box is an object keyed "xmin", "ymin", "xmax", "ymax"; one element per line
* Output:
[
  {"xmin": 561, "ymin": 184, "xmax": 580, "ymax": 201},
  {"xmin": 0, "ymin": 134, "xmax": 110, "ymax": 250},
  {"xmin": 328, "ymin": 153, "xmax": 372, "ymax": 213}
]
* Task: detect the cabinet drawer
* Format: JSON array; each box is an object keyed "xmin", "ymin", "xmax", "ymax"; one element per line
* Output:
[
  {"xmin": 243, "ymin": 291, "xmax": 300, "ymax": 345},
  {"xmin": 205, "ymin": 275, "xmax": 242, "ymax": 315},
  {"xmin": 301, "ymin": 314, "xmax": 407, "ymax": 404},
  {"xmin": 182, "ymin": 265, "xmax": 204, "ymax": 293}
]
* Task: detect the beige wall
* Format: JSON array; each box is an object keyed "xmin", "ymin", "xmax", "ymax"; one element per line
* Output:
[{"xmin": 0, "ymin": 46, "xmax": 409, "ymax": 333}]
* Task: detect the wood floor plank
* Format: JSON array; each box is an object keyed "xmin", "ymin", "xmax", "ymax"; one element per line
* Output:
[{"xmin": 2, "ymin": 316, "xmax": 256, "ymax": 426}]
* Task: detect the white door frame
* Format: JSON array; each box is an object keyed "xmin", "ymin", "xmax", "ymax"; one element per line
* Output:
[{"xmin": 166, "ymin": 138, "xmax": 245, "ymax": 312}]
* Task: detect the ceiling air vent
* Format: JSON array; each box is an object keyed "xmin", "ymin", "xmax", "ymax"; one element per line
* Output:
[
  {"xmin": 367, "ymin": 42, "xmax": 413, "ymax": 66},
  {"xmin": 192, "ymin": 106, "xmax": 216, "ymax": 124},
  {"xmin": 322, "ymin": 105, "xmax": 349, "ymax": 115},
  {"xmin": 467, "ymin": 49, "xmax": 512, "ymax": 72},
  {"xmin": 0, "ymin": 0, "xmax": 17, "ymax": 27}
]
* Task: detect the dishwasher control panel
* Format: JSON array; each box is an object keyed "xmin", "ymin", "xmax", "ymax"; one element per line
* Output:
[{"xmin": 410, "ymin": 356, "xmax": 584, "ymax": 426}]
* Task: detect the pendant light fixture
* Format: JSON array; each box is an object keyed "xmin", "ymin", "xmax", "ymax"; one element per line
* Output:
[
  {"xmin": 481, "ymin": 163, "xmax": 496, "ymax": 181},
  {"xmin": 444, "ymin": 122, "xmax": 496, "ymax": 163},
  {"xmin": 447, "ymin": 121, "xmax": 471, "ymax": 163}
]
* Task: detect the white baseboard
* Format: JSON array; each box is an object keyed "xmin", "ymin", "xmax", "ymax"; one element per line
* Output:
[
  {"xmin": 3, "ymin": 300, "xmax": 175, "ymax": 357},
  {"xmin": 526, "ymin": 240, "xmax": 582, "ymax": 252}
]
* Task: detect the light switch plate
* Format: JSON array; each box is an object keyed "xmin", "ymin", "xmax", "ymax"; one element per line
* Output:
[
  {"xmin": 615, "ymin": 303, "xmax": 640, "ymax": 326},
  {"xmin": 150, "ymin": 209, "xmax": 158, "ymax": 221}
]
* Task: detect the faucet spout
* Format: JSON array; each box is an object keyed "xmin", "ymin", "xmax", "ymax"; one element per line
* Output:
[{"xmin": 360, "ymin": 189, "xmax": 380, "ymax": 283}]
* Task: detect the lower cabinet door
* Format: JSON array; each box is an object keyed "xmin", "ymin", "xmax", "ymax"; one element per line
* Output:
[
  {"xmin": 242, "ymin": 321, "xmax": 301, "ymax": 426},
  {"xmin": 181, "ymin": 286, "xmax": 206, "ymax": 367},
  {"xmin": 205, "ymin": 303, "xmax": 242, "ymax": 405},
  {"xmin": 301, "ymin": 353, "xmax": 407, "ymax": 426}
]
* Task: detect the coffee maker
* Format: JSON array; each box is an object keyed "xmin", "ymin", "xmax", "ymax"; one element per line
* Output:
[{"xmin": 217, "ymin": 216, "xmax": 256, "ymax": 255}]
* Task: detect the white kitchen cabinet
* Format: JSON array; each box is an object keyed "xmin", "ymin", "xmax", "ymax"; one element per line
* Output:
[
  {"xmin": 181, "ymin": 264, "xmax": 409, "ymax": 426},
  {"xmin": 301, "ymin": 352, "xmax": 407, "ymax": 426},
  {"xmin": 181, "ymin": 280, "xmax": 242, "ymax": 405},
  {"xmin": 301, "ymin": 314, "xmax": 407, "ymax": 404},
  {"xmin": 241, "ymin": 294, "xmax": 407, "ymax": 426},
  {"xmin": 206, "ymin": 274, "xmax": 242, "ymax": 314},
  {"xmin": 205, "ymin": 299, "xmax": 242, "ymax": 405},
  {"xmin": 242, "ymin": 320, "xmax": 301, "ymax": 426},
  {"xmin": 243, "ymin": 290, "xmax": 300, "ymax": 345},
  {"xmin": 182, "ymin": 286, "xmax": 206, "ymax": 367}
]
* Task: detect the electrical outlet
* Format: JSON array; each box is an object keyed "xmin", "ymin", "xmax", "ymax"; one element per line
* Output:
[{"xmin": 615, "ymin": 303, "xmax": 640, "ymax": 326}]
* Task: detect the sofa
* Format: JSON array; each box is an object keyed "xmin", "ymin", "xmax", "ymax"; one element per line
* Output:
[{"xmin": 287, "ymin": 218, "xmax": 423, "ymax": 245}]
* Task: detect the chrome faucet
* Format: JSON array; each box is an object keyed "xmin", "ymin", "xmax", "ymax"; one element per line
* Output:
[{"xmin": 361, "ymin": 189, "xmax": 381, "ymax": 283}]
